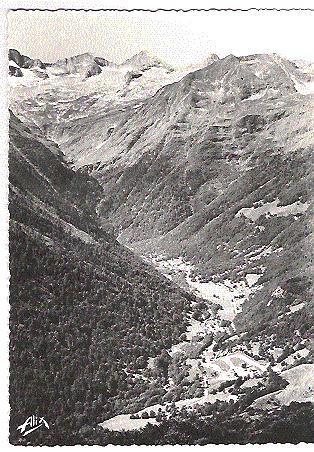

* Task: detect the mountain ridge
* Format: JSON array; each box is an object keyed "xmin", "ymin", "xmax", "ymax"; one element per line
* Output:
[{"xmin": 9, "ymin": 48, "xmax": 176, "ymax": 81}]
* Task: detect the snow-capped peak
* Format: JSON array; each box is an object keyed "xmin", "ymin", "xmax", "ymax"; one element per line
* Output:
[{"xmin": 122, "ymin": 50, "xmax": 172, "ymax": 72}]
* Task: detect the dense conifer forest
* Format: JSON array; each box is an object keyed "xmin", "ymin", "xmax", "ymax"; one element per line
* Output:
[{"xmin": 9, "ymin": 112, "xmax": 193, "ymax": 444}]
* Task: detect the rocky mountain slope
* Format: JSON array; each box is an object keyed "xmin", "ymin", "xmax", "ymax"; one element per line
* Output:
[
  {"xmin": 9, "ymin": 48, "xmax": 110, "ymax": 80},
  {"xmin": 9, "ymin": 49, "xmax": 204, "ymax": 164},
  {"xmin": 78, "ymin": 53, "xmax": 313, "ymax": 344},
  {"xmin": 60, "ymin": 53, "xmax": 312, "ymax": 347}
]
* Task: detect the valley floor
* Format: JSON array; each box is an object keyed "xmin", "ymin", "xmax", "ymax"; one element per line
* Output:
[{"xmin": 99, "ymin": 254, "xmax": 312, "ymax": 434}]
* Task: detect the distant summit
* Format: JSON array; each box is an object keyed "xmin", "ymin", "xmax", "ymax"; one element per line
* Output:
[
  {"xmin": 49, "ymin": 52, "xmax": 106, "ymax": 78},
  {"xmin": 8, "ymin": 49, "xmax": 112, "ymax": 80},
  {"xmin": 122, "ymin": 50, "xmax": 173, "ymax": 72},
  {"xmin": 184, "ymin": 53, "xmax": 220, "ymax": 72},
  {"xmin": 9, "ymin": 48, "xmax": 46, "ymax": 69},
  {"xmin": 203, "ymin": 53, "xmax": 220, "ymax": 66}
]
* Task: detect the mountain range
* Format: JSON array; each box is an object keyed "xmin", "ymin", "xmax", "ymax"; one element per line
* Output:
[
  {"xmin": 9, "ymin": 48, "xmax": 175, "ymax": 80},
  {"xmin": 8, "ymin": 48, "xmax": 314, "ymax": 445}
]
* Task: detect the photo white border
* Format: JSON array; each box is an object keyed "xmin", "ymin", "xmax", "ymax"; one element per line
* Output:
[{"xmin": 1, "ymin": 1, "xmax": 313, "ymax": 450}]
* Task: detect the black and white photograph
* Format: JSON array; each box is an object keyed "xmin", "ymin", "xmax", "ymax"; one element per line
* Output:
[{"xmin": 2, "ymin": 1, "xmax": 314, "ymax": 447}]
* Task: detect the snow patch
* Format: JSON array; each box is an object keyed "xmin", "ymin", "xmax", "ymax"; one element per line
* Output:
[
  {"xmin": 272, "ymin": 286, "xmax": 285, "ymax": 298},
  {"xmin": 236, "ymin": 198, "xmax": 309, "ymax": 222},
  {"xmin": 290, "ymin": 73, "xmax": 314, "ymax": 95},
  {"xmin": 9, "ymin": 59, "xmax": 20, "ymax": 68},
  {"xmin": 289, "ymin": 302, "xmax": 305, "ymax": 313},
  {"xmin": 246, "ymin": 273, "xmax": 262, "ymax": 287}
]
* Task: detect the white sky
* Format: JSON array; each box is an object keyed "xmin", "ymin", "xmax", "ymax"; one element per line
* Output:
[{"xmin": 6, "ymin": 9, "xmax": 314, "ymax": 68}]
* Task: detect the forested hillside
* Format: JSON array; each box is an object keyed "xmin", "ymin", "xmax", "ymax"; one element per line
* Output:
[{"xmin": 9, "ymin": 112, "xmax": 194, "ymax": 445}]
